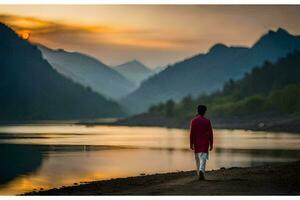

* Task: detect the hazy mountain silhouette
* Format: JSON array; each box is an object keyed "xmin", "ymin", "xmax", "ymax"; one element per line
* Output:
[
  {"xmin": 123, "ymin": 28, "xmax": 300, "ymax": 113},
  {"xmin": 38, "ymin": 45, "xmax": 136, "ymax": 100},
  {"xmin": 0, "ymin": 23, "xmax": 125, "ymax": 120},
  {"xmin": 147, "ymin": 51, "xmax": 300, "ymax": 120},
  {"xmin": 153, "ymin": 66, "xmax": 167, "ymax": 74},
  {"xmin": 113, "ymin": 60, "xmax": 153, "ymax": 86}
]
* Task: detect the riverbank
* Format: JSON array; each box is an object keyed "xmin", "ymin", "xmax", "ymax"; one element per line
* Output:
[
  {"xmin": 78, "ymin": 113, "xmax": 300, "ymax": 133},
  {"xmin": 25, "ymin": 161, "xmax": 300, "ymax": 195}
]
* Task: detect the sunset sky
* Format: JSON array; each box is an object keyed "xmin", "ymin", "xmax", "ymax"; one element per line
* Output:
[{"xmin": 1, "ymin": 5, "xmax": 300, "ymax": 68}]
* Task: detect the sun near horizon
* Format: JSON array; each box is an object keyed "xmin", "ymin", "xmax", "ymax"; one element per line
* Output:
[
  {"xmin": 1, "ymin": 5, "xmax": 300, "ymax": 68},
  {"xmin": 19, "ymin": 30, "xmax": 30, "ymax": 40}
]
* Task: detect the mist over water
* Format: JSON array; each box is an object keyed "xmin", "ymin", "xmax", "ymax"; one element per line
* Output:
[{"xmin": 0, "ymin": 124, "xmax": 299, "ymax": 195}]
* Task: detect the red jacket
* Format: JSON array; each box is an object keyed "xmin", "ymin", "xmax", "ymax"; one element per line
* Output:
[{"xmin": 190, "ymin": 115, "xmax": 213, "ymax": 153}]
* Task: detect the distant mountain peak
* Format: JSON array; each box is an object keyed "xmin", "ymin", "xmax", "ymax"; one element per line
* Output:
[
  {"xmin": 209, "ymin": 43, "xmax": 228, "ymax": 53},
  {"xmin": 120, "ymin": 59, "xmax": 148, "ymax": 69},
  {"xmin": 130, "ymin": 59, "xmax": 139, "ymax": 63},
  {"xmin": 276, "ymin": 27, "xmax": 290, "ymax": 35},
  {"xmin": 267, "ymin": 27, "xmax": 291, "ymax": 37},
  {"xmin": 116, "ymin": 59, "xmax": 151, "ymax": 71},
  {"xmin": 124, "ymin": 28, "xmax": 300, "ymax": 114},
  {"xmin": 38, "ymin": 44, "xmax": 136, "ymax": 99},
  {"xmin": 114, "ymin": 59, "xmax": 153, "ymax": 86},
  {"xmin": 132, "ymin": 59, "xmax": 143, "ymax": 65},
  {"xmin": 253, "ymin": 28, "xmax": 298, "ymax": 49},
  {"xmin": 57, "ymin": 48, "xmax": 66, "ymax": 52}
]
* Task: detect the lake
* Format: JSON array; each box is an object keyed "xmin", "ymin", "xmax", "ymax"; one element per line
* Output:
[{"xmin": 0, "ymin": 124, "xmax": 299, "ymax": 195}]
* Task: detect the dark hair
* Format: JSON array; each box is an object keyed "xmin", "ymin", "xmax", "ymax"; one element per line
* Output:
[{"xmin": 197, "ymin": 105, "xmax": 207, "ymax": 116}]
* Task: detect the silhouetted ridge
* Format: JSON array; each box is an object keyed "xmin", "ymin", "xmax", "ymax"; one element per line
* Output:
[
  {"xmin": 0, "ymin": 22, "xmax": 15, "ymax": 34},
  {"xmin": 252, "ymin": 28, "xmax": 299, "ymax": 49},
  {"xmin": 264, "ymin": 28, "xmax": 290, "ymax": 37},
  {"xmin": 0, "ymin": 23, "xmax": 125, "ymax": 120},
  {"xmin": 147, "ymin": 51, "xmax": 300, "ymax": 120},
  {"xmin": 124, "ymin": 28, "xmax": 300, "ymax": 114},
  {"xmin": 276, "ymin": 27, "xmax": 290, "ymax": 34},
  {"xmin": 114, "ymin": 59, "xmax": 153, "ymax": 86},
  {"xmin": 126, "ymin": 59, "xmax": 143, "ymax": 66},
  {"xmin": 209, "ymin": 43, "xmax": 228, "ymax": 53},
  {"xmin": 38, "ymin": 44, "xmax": 136, "ymax": 99}
]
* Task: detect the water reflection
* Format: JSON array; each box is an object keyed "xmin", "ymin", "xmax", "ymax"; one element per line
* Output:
[
  {"xmin": 0, "ymin": 125, "xmax": 299, "ymax": 195},
  {"xmin": 0, "ymin": 144, "xmax": 44, "ymax": 185},
  {"xmin": 216, "ymin": 147, "xmax": 300, "ymax": 159}
]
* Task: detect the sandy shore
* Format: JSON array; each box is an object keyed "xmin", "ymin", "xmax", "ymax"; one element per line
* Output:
[{"xmin": 25, "ymin": 161, "xmax": 300, "ymax": 195}]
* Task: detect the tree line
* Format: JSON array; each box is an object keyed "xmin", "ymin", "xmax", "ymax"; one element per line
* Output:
[{"xmin": 148, "ymin": 51, "xmax": 300, "ymax": 120}]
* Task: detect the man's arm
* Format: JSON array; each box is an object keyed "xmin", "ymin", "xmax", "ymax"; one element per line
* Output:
[
  {"xmin": 208, "ymin": 120, "xmax": 214, "ymax": 151},
  {"xmin": 190, "ymin": 120, "xmax": 195, "ymax": 150}
]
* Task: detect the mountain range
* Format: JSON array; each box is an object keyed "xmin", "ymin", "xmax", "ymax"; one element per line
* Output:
[
  {"xmin": 2, "ymin": 21, "xmax": 300, "ymax": 120},
  {"xmin": 0, "ymin": 23, "xmax": 125, "ymax": 120},
  {"xmin": 113, "ymin": 60, "xmax": 153, "ymax": 86},
  {"xmin": 123, "ymin": 28, "xmax": 300, "ymax": 113},
  {"xmin": 38, "ymin": 45, "xmax": 136, "ymax": 100},
  {"xmin": 130, "ymin": 51, "xmax": 300, "ymax": 132}
]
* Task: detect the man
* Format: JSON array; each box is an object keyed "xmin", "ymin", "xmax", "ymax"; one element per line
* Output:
[{"xmin": 190, "ymin": 105, "xmax": 213, "ymax": 180}]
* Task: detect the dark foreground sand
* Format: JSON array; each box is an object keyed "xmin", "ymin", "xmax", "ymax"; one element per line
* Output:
[{"xmin": 25, "ymin": 161, "xmax": 300, "ymax": 195}]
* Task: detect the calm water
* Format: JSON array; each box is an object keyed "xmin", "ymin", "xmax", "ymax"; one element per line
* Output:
[{"xmin": 0, "ymin": 124, "xmax": 299, "ymax": 195}]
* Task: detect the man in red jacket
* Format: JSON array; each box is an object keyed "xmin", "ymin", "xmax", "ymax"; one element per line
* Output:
[{"xmin": 190, "ymin": 105, "xmax": 213, "ymax": 180}]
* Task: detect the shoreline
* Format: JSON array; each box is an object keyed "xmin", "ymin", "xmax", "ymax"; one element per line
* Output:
[
  {"xmin": 78, "ymin": 114, "xmax": 300, "ymax": 134},
  {"xmin": 0, "ymin": 115, "xmax": 299, "ymax": 134},
  {"xmin": 24, "ymin": 161, "xmax": 300, "ymax": 195}
]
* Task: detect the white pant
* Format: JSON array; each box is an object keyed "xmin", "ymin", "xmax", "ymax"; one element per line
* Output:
[{"xmin": 195, "ymin": 152, "xmax": 208, "ymax": 175}]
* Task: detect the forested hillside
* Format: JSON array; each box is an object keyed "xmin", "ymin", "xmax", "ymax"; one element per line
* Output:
[
  {"xmin": 148, "ymin": 51, "xmax": 300, "ymax": 120},
  {"xmin": 124, "ymin": 28, "xmax": 300, "ymax": 113}
]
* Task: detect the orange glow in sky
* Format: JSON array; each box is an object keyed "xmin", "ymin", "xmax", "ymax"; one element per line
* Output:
[{"xmin": 0, "ymin": 5, "xmax": 300, "ymax": 68}]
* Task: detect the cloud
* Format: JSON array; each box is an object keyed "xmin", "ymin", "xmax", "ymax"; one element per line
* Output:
[
  {"xmin": 0, "ymin": 14, "xmax": 212, "ymax": 67},
  {"xmin": 0, "ymin": 14, "xmax": 123, "ymax": 36},
  {"xmin": 0, "ymin": 14, "xmax": 203, "ymax": 51}
]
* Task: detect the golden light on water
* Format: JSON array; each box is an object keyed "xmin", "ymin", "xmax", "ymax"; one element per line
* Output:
[{"xmin": 0, "ymin": 124, "xmax": 299, "ymax": 195}]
